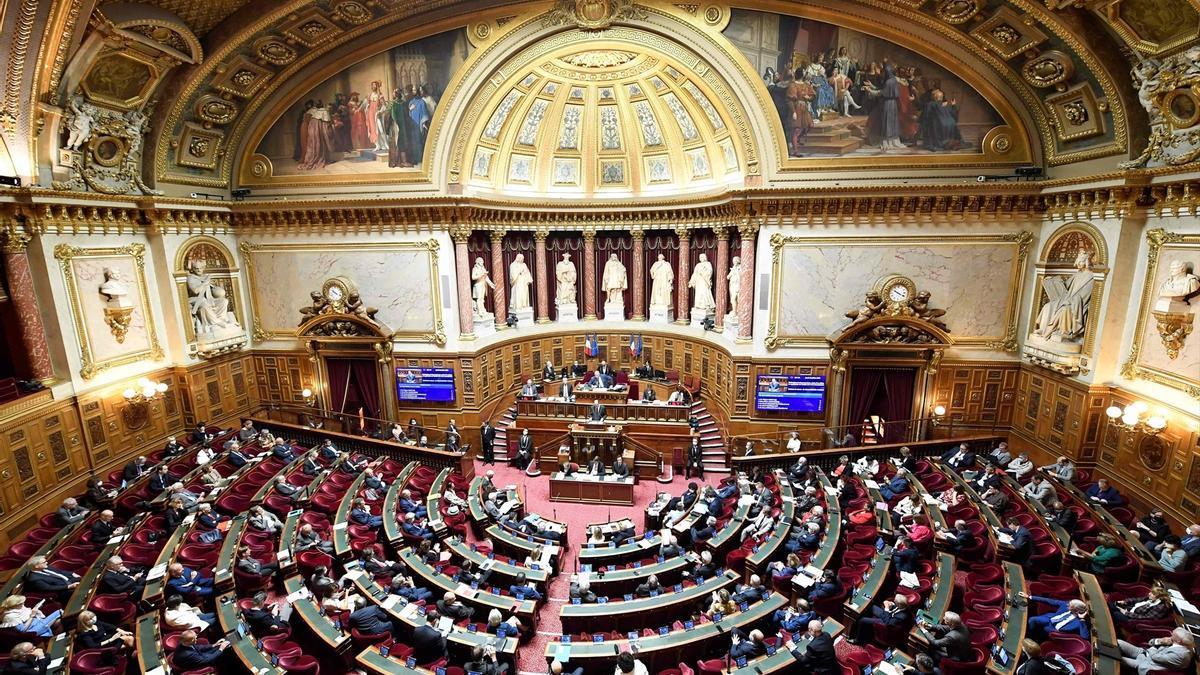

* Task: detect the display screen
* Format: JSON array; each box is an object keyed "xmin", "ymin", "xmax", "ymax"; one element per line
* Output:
[
  {"xmin": 754, "ymin": 375, "xmax": 825, "ymax": 413},
  {"xmin": 396, "ymin": 367, "xmax": 456, "ymax": 402}
]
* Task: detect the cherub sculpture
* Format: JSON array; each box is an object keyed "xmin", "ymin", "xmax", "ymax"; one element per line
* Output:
[{"xmin": 846, "ymin": 291, "xmax": 885, "ymax": 325}]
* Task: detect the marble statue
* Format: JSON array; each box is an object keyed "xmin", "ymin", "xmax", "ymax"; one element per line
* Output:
[
  {"xmin": 555, "ymin": 253, "xmax": 577, "ymax": 305},
  {"xmin": 1155, "ymin": 260, "xmax": 1200, "ymax": 312},
  {"xmin": 470, "ymin": 257, "xmax": 495, "ymax": 317},
  {"xmin": 601, "ymin": 253, "xmax": 627, "ymax": 305},
  {"xmin": 64, "ymin": 95, "xmax": 97, "ymax": 151},
  {"xmin": 187, "ymin": 259, "xmax": 239, "ymax": 335},
  {"xmin": 649, "ymin": 254, "xmax": 673, "ymax": 308},
  {"xmin": 727, "ymin": 256, "xmax": 742, "ymax": 311},
  {"xmin": 1033, "ymin": 249, "xmax": 1094, "ymax": 342},
  {"xmin": 98, "ymin": 267, "xmax": 132, "ymax": 308},
  {"xmin": 689, "ymin": 253, "xmax": 716, "ymax": 312},
  {"xmin": 508, "ymin": 253, "xmax": 533, "ymax": 311}
]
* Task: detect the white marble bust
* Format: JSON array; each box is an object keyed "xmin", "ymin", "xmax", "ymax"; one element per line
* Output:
[
  {"xmin": 1155, "ymin": 259, "xmax": 1200, "ymax": 312},
  {"xmin": 98, "ymin": 267, "xmax": 132, "ymax": 308}
]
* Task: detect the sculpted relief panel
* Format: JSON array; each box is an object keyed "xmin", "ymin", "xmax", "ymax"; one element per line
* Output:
[
  {"xmin": 241, "ymin": 242, "xmax": 439, "ymax": 340},
  {"xmin": 772, "ymin": 236, "xmax": 1025, "ymax": 346}
]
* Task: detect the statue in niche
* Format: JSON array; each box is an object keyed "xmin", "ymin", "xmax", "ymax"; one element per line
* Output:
[
  {"xmin": 508, "ymin": 253, "xmax": 533, "ymax": 311},
  {"xmin": 689, "ymin": 253, "xmax": 716, "ymax": 312},
  {"xmin": 186, "ymin": 258, "xmax": 240, "ymax": 335},
  {"xmin": 98, "ymin": 267, "xmax": 132, "ymax": 308},
  {"xmin": 555, "ymin": 253, "xmax": 577, "ymax": 306},
  {"xmin": 471, "ymin": 257, "xmax": 495, "ymax": 317},
  {"xmin": 1033, "ymin": 248, "xmax": 1094, "ymax": 343},
  {"xmin": 727, "ymin": 256, "xmax": 742, "ymax": 311},
  {"xmin": 649, "ymin": 254, "xmax": 673, "ymax": 308},
  {"xmin": 601, "ymin": 253, "xmax": 627, "ymax": 305},
  {"xmin": 1156, "ymin": 260, "xmax": 1200, "ymax": 311}
]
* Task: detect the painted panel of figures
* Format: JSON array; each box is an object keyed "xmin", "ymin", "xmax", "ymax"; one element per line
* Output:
[
  {"xmin": 724, "ymin": 10, "xmax": 1003, "ymax": 158},
  {"xmin": 255, "ymin": 30, "xmax": 471, "ymax": 175}
]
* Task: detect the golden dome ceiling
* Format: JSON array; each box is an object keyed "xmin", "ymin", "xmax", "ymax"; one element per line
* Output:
[{"xmin": 462, "ymin": 45, "xmax": 744, "ymax": 198}]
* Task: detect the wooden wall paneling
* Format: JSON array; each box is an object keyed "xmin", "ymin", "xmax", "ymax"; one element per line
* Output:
[
  {"xmin": 252, "ymin": 352, "xmax": 314, "ymax": 408},
  {"xmin": 930, "ymin": 362, "xmax": 1019, "ymax": 430}
]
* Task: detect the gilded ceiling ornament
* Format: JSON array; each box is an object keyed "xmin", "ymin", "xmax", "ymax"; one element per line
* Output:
[
  {"xmin": 560, "ymin": 50, "xmax": 638, "ymax": 68},
  {"xmin": 543, "ymin": 0, "xmax": 648, "ymax": 30},
  {"xmin": 1121, "ymin": 45, "xmax": 1200, "ymax": 168},
  {"xmin": 1063, "ymin": 101, "xmax": 1090, "ymax": 126},
  {"xmin": 333, "ymin": 1, "xmax": 373, "ymax": 25},
  {"xmin": 256, "ymin": 39, "xmax": 298, "ymax": 66},
  {"xmin": 1022, "ymin": 51, "xmax": 1075, "ymax": 88},
  {"xmin": 195, "ymin": 95, "xmax": 238, "ymax": 125},
  {"xmin": 989, "ymin": 24, "xmax": 1020, "ymax": 45},
  {"xmin": 935, "ymin": 0, "xmax": 982, "ymax": 24}
]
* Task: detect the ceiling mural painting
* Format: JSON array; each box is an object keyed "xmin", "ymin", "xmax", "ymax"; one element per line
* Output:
[{"xmin": 248, "ymin": 29, "xmax": 471, "ymax": 180}]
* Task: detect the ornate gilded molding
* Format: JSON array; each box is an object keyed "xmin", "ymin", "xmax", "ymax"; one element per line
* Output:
[
  {"xmin": 1122, "ymin": 228, "xmax": 1200, "ymax": 401},
  {"xmin": 2, "ymin": 0, "xmax": 38, "ymax": 135},
  {"xmin": 52, "ymin": 241, "xmax": 164, "ymax": 380}
]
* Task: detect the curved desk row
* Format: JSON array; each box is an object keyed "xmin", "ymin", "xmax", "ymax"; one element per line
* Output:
[{"xmin": 559, "ymin": 569, "xmax": 739, "ymax": 634}]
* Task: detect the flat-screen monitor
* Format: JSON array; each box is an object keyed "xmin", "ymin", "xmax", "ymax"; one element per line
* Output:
[
  {"xmin": 754, "ymin": 375, "xmax": 825, "ymax": 413},
  {"xmin": 396, "ymin": 367, "xmax": 456, "ymax": 402}
]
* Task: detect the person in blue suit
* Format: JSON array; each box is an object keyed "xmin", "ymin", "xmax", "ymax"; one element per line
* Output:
[
  {"xmin": 166, "ymin": 563, "xmax": 214, "ymax": 598},
  {"xmin": 772, "ymin": 598, "xmax": 819, "ymax": 633},
  {"xmin": 402, "ymin": 512, "xmax": 433, "ymax": 540},
  {"xmin": 509, "ymin": 572, "xmax": 542, "ymax": 600},
  {"xmin": 174, "ymin": 631, "xmax": 229, "ymax": 668},
  {"xmin": 879, "ymin": 472, "xmax": 911, "ymax": 501},
  {"xmin": 349, "ymin": 498, "xmax": 383, "ymax": 528},
  {"xmin": 1085, "ymin": 479, "xmax": 1125, "ymax": 506},
  {"xmin": 1023, "ymin": 593, "xmax": 1091, "ymax": 641},
  {"xmin": 397, "ymin": 489, "xmax": 427, "ymax": 518}
]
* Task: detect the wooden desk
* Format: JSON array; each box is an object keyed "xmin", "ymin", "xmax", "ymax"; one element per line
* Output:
[
  {"xmin": 216, "ymin": 591, "xmax": 283, "ymax": 674},
  {"xmin": 135, "ymin": 613, "xmax": 167, "ymax": 675},
  {"xmin": 559, "ymin": 570, "xmax": 738, "ymax": 634},
  {"xmin": 845, "ymin": 545, "xmax": 893, "ymax": 619},
  {"xmin": 544, "ymin": 592, "xmax": 788, "ymax": 673},
  {"xmin": 399, "ymin": 549, "xmax": 538, "ymax": 626},
  {"xmin": 584, "ymin": 555, "xmax": 690, "ymax": 596},
  {"xmin": 746, "ymin": 481, "xmax": 797, "ymax": 580},
  {"xmin": 1048, "ymin": 475, "xmax": 1161, "ymax": 577},
  {"xmin": 381, "ymin": 461, "xmax": 418, "ymax": 546},
  {"xmin": 549, "ymin": 473, "xmax": 635, "ymax": 506},
  {"xmin": 517, "ymin": 399, "xmax": 689, "ymax": 423},
  {"xmin": 444, "ymin": 536, "xmax": 550, "ymax": 588},
  {"xmin": 567, "ymin": 422, "xmax": 623, "ymax": 464},
  {"xmin": 908, "ymin": 552, "xmax": 956, "ymax": 654},
  {"xmin": 214, "ymin": 515, "xmax": 246, "ymax": 592},
  {"xmin": 333, "ymin": 473, "xmax": 367, "ymax": 560},
  {"xmin": 729, "ymin": 617, "xmax": 844, "ymax": 673},
  {"xmin": 282, "ymin": 575, "xmax": 351, "ymax": 655},
  {"xmin": 985, "ymin": 562, "xmax": 1026, "ymax": 675}
]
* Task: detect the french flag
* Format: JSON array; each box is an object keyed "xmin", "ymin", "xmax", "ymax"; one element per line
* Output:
[
  {"xmin": 584, "ymin": 333, "xmax": 599, "ymax": 357},
  {"xmin": 629, "ymin": 334, "xmax": 643, "ymax": 359}
]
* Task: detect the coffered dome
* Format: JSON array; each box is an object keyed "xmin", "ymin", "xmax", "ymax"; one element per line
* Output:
[{"xmin": 461, "ymin": 41, "xmax": 748, "ymax": 199}]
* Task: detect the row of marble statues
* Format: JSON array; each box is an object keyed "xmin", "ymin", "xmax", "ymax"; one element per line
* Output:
[{"xmin": 467, "ymin": 251, "xmax": 742, "ymax": 320}]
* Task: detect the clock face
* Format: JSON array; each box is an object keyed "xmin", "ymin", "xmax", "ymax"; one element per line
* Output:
[
  {"xmin": 888, "ymin": 284, "xmax": 909, "ymax": 303},
  {"xmin": 325, "ymin": 285, "xmax": 344, "ymax": 302}
]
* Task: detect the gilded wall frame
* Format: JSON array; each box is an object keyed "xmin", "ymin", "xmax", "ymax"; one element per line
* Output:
[
  {"xmin": 1025, "ymin": 222, "xmax": 1108, "ymax": 361},
  {"xmin": 53, "ymin": 243, "xmax": 164, "ymax": 380},
  {"xmin": 239, "ymin": 240, "xmax": 446, "ymax": 346},
  {"xmin": 765, "ymin": 231, "xmax": 1032, "ymax": 351},
  {"xmin": 1121, "ymin": 229, "xmax": 1200, "ymax": 400}
]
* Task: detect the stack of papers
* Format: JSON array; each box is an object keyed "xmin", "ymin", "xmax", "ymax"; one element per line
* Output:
[{"xmin": 899, "ymin": 571, "xmax": 920, "ymax": 588}]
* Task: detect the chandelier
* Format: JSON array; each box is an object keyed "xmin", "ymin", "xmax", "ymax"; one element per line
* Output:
[
  {"xmin": 123, "ymin": 377, "xmax": 169, "ymax": 403},
  {"xmin": 1104, "ymin": 401, "xmax": 1166, "ymax": 435}
]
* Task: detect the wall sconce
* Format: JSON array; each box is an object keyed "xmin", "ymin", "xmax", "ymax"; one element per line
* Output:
[
  {"xmin": 122, "ymin": 378, "xmax": 168, "ymax": 404},
  {"xmin": 301, "ymin": 387, "xmax": 317, "ymax": 407},
  {"xmin": 930, "ymin": 404, "xmax": 947, "ymax": 426},
  {"xmin": 1105, "ymin": 401, "xmax": 1166, "ymax": 435}
]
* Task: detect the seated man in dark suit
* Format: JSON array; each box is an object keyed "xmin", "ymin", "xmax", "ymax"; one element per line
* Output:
[
  {"xmin": 849, "ymin": 594, "xmax": 911, "ymax": 644},
  {"xmin": 788, "ymin": 620, "xmax": 839, "ymax": 674},
  {"xmin": 641, "ymin": 385, "xmax": 656, "ymax": 402},
  {"xmin": 587, "ymin": 453, "xmax": 606, "ymax": 478},
  {"xmin": 148, "ymin": 466, "xmax": 172, "ymax": 494},
  {"xmin": 243, "ymin": 591, "xmax": 290, "ymax": 637},
  {"xmin": 173, "ymin": 631, "xmax": 229, "ymax": 669},
  {"xmin": 235, "ymin": 546, "xmax": 278, "ymax": 581},
  {"xmin": 508, "ymin": 572, "xmax": 542, "ymax": 601},
  {"xmin": 350, "ymin": 498, "xmax": 384, "ymax": 528},
  {"xmin": 90, "ymin": 510, "xmax": 123, "ymax": 541},
  {"xmin": 940, "ymin": 443, "xmax": 976, "ymax": 472},
  {"xmin": 1085, "ymin": 479, "xmax": 1125, "ymax": 506},
  {"xmin": 588, "ymin": 400, "xmax": 606, "ymax": 421},
  {"xmin": 162, "ymin": 435, "xmax": 186, "ymax": 458},
  {"xmin": 23, "ymin": 556, "xmax": 80, "ymax": 602},
  {"xmin": 401, "ymin": 512, "xmax": 434, "ymax": 540},
  {"xmin": 189, "ymin": 423, "xmax": 214, "ymax": 446},
  {"xmin": 635, "ymin": 360, "xmax": 654, "ymax": 378},
  {"xmin": 919, "ymin": 611, "xmax": 972, "ymax": 662},
  {"xmin": 730, "ymin": 628, "xmax": 765, "ymax": 662},
  {"xmin": 397, "ymin": 489, "xmax": 427, "ymax": 518},
  {"xmin": 122, "ymin": 456, "xmax": 149, "ymax": 483},
  {"xmin": 879, "ymin": 472, "xmax": 911, "ymax": 501},
  {"xmin": 936, "ymin": 520, "xmax": 979, "ymax": 554},
  {"xmin": 56, "ymin": 497, "xmax": 88, "ymax": 525},
  {"xmin": 542, "ymin": 360, "xmax": 558, "ymax": 382},
  {"xmin": 226, "ymin": 441, "xmax": 251, "ymax": 468},
  {"xmin": 635, "ymin": 574, "xmax": 663, "ymax": 598},
  {"xmin": 571, "ymin": 361, "xmax": 586, "ymax": 377},
  {"xmin": 568, "ymin": 576, "xmax": 596, "ymax": 604},
  {"xmin": 998, "ymin": 516, "xmax": 1033, "ymax": 567},
  {"xmin": 436, "ymin": 592, "xmax": 474, "ymax": 621},
  {"xmin": 3, "ymin": 642, "xmax": 50, "ymax": 675},
  {"xmin": 611, "ymin": 458, "xmax": 629, "ymax": 478},
  {"xmin": 100, "ymin": 556, "xmax": 144, "ymax": 596},
  {"xmin": 732, "ymin": 575, "xmax": 766, "ymax": 605},
  {"xmin": 269, "ymin": 439, "xmax": 296, "ymax": 461},
  {"xmin": 412, "ymin": 609, "xmax": 448, "ymax": 664},
  {"xmin": 806, "ymin": 571, "xmax": 841, "ymax": 604},
  {"xmin": 689, "ymin": 516, "xmax": 718, "ymax": 545},
  {"xmin": 166, "ymin": 563, "xmax": 214, "ymax": 599},
  {"xmin": 348, "ymin": 595, "xmax": 395, "ymax": 637}
]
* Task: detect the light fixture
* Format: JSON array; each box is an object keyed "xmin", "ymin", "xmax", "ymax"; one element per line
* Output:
[
  {"xmin": 123, "ymin": 377, "xmax": 168, "ymax": 404},
  {"xmin": 1106, "ymin": 402, "xmax": 1166, "ymax": 435},
  {"xmin": 301, "ymin": 387, "xmax": 317, "ymax": 407}
]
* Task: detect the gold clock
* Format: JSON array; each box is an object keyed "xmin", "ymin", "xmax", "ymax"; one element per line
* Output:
[{"xmin": 875, "ymin": 275, "xmax": 917, "ymax": 307}]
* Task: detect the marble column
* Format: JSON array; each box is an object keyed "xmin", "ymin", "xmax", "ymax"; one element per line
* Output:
[
  {"xmin": 451, "ymin": 228, "xmax": 474, "ymax": 338},
  {"xmin": 534, "ymin": 228, "xmax": 550, "ymax": 323},
  {"xmin": 630, "ymin": 229, "xmax": 646, "ymax": 320},
  {"xmin": 2, "ymin": 234, "xmax": 53, "ymax": 380},
  {"xmin": 582, "ymin": 229, "xmax": 597, "ymax": 320},
  {"xmin": 736, "ymin": 220, "xmax": 759, "ymax": 341},
  {"xmin": 489, "ymin": 230, "xmax": 508, "ymax": 329},
  {"xmin": 674, "ymin": 227, "xmax": 691, "ymax": 325},
  {"xmin": 714, "ymin": 226, "xmax": 730, "ymax": 332}
]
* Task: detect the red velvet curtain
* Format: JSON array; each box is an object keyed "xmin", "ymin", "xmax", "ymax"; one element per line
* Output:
[
  {"xmin": 467, "ymin": 232, "xmax": 493, "ymax": 315},
  {"xmin": 546, "ymin": 233, "xmax": 583, "ymax": 318},
  {"xmin": 847, "ymin": 367, "xmax": 884, "ymax": 435},
  {"xmin": 350, "ymin": 359, "xmax": 381, "ymax": 421},
  {"xmin": 848, "ymin": 367, "xmax": 916, "ymax": 442},
  {"xmin": 881, "ymin": 368, "xmax": 916, "ymax": 441},
  {"xmin": 327, "ymin": 358, "xmax": 381, "ymax": 427},
  {"xmin": 595, "ymin": 233, "xmax": 634, "ymax": 319},
  {"xmin": 501, "ymin": 232, "xmax": 536, "ymax": 317}
]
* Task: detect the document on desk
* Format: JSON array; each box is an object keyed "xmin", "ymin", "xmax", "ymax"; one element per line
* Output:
[
  {"xmin": 863, "ymin": 479, "xmax": 880, "ymax": 489},
  {"xmin": 995, "ymin": 529, "xmax": 1013, "ymax": 545},
  {"xmin": 899, "ymin": 571, "xmax": 920, "ymax": 588},
  {"xmin": 455, "ymin": 583, "xmax": 478, "ymax": 598}
]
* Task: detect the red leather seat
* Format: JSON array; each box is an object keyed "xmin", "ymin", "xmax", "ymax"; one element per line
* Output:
[
  {"xmin": 940, "ymin": 647, "xmax": 987, "ymax": 675},
  {"xmin": 350, "ymin": 628, "xmax": 390, "ymax": 649},
  {"xmin": 276, "ymin": 653, "xmax": 320, "ymax": 675},
  {"xmin": 70, "ymin": 649, "xmax": 125, "ymax": 675},
  {"xmin": 1042, "ymin": 632, "xmax": 1091, "ymax": 657},
  {"xmin": 168, "ymin": 652, "xmax": 216, "ymax": 675},
  {"xmin": 88, "ymin": 594, "xmax": 136, "ymax": 625},
  {"xmin": 965, "ymin": 586, "xmax": 1004, "ymax": 606},
  {"xmin": 697, "ymin": 659, "xmax": 724, "ymax": 675}
]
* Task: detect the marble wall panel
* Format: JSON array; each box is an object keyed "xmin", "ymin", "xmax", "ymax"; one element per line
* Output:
[
  {"xmin": 244, "ymin": 244, "xmax": 437, "ymax": 336},
  {"xmin": 776, "ymin": 239, "xmax": 1021, "ymax": 342},
  {"xmin": 70, "ymin": 256, "xmax": 152, "ymax": 359},
  {"xmin": 1136, "ymin": 245, "xmax": 1200, "ymax": 385}
]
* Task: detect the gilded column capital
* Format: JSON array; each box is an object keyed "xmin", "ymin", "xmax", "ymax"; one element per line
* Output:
[
  {"xmin": 674, "ymin": 226, "xmax": 691, "ymax": 240},
  {"xmin": 737, "ymin": 218, "xmax": 761, "ymax": 239},
  {"xmin": 533, "ymin": 227, "xmax": 549, "ymax": 242},
  {"xmin": 713, "ymin": 225, "xmax": 730, "ymax": 240},
  {"xmin": 582, "ymin": 227, "xmax": 596, "ymax": 242},
  {"xmin": 489, "ymin": 229, "xmax": 507, "ymax": 244},
  {"xmin": 449, "ymin": 225, "xmax": 473, "ymax": 244},
  {"xmin": 630, "ymin": 227, "xmax": 645, "ymax": 241},
  {"xmin": 1, "ymin": 232, "xmax": 31, "ymax": 254}
]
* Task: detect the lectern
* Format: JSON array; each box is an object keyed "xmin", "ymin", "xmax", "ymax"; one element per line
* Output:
[{"xmin": 568, "ymin": 422, "xmax": 622, "ymax": 464}]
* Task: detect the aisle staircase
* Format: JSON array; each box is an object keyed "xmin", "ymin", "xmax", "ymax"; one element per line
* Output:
[{"xmin": 487, "ymin": 399, "xmax": 731, "ymax": 475}]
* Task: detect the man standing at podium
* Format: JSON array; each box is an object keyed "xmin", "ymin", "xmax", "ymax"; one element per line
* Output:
[
  {"xmin": 589, "ymin": 399, "xmax": 606, "ymax": 422},
  {"xmin": 559, "ymin": 375, "xmax": 574, "ymax": 401},
  {"xmin": 520, "ymin": 378, "xmax": 538, "ymax": 398}
]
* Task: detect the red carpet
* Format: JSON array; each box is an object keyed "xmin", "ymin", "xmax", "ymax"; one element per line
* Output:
[{"xmin": 468, "ymin": 460, "xmax": 725, "ymax": 672}]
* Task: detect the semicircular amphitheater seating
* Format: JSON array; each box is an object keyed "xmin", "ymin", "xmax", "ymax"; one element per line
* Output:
[{"xmin": 0, "ymin": 427, "xmax": 1196, "ymax": 675}]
